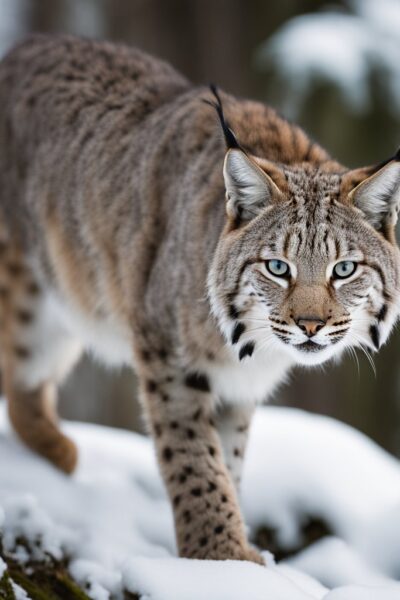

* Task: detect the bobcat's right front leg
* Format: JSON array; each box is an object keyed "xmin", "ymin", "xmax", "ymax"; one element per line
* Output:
[{"xmin": 141, "ymin": 368, "xmax": 263, "ymax": 563}]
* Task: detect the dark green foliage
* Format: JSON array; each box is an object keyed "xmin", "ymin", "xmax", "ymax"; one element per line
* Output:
[{"xmin": 0, "ymin": 544, "xmax": 140, "ymax": 600}]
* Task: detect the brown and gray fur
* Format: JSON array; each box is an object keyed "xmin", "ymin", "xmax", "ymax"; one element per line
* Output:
[{"xmin": 1, "ymin": 34, "xmax": 400, "ymax": 563}]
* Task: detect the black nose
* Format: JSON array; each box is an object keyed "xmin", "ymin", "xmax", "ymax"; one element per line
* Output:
[{"xmin": 296, "ymin": 317, "xmax": 326, "ymax": 337}]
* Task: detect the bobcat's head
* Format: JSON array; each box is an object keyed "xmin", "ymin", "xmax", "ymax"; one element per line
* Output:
[{"xmin": 207, "ymin": 91, "xmax": 400, "ymax": 366}]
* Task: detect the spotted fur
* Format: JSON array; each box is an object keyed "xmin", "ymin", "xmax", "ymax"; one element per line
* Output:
[{"xmin": 0, "ymin": 34, "xmax": 400, "ymax": 564}]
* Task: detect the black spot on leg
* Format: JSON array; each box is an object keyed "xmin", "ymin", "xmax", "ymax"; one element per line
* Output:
[
  {"xmin": 191, "ymin": 487, "xmax": 202, "ymax": 497},
  {"xmin": 154, "ymin": 423, "xmax": 162, "ymax": 437},
  {"xmin": 14, "ymin": 346, "xmax": 30, "ymax": 359},
  {"xmin": 207, "ymin": 481, "xmax": 217, "ymax": 492},
  {"xmin": 0, "ymin": 287, "xmax": 9, "ymax": 300},
  {"xmin": 369, "ymin": 324, "xmax": 380, "ymax": 350},
  {"xmin": 208, "ymin": 446, "xmax": 216, "ymax": 457},
  {"xmin": 233, "ymin": 448, "xmax": 241, "ymax": 457},
  {"xmin": 179, "ymin": 473, "xmax": 187, "ymax": 484},
  {"xmin": 214, "ymin": 525, "xmax": 224, "ymax": 535},
  {"xmin": 173, "ymin": 494, "xmax": 181, "ymax": 507},
  {"xmin": 16, "ymin": 309, "xmax": 33, "ymax": 324},
  {"xmin": 7, "ymin": 262, "xmax": 23, "ymax": 277},
  {"xmin": 192, "ymin": 408, "xmax": 202, "ymax": 421},
  {"xmin": 146, "ymin": 379, "xmax": 157, "ymax": 393},
  {"xmin": 161, "ymin": 393, "xmax": 170, "ymax": 402},
  {"xmin": 183, "ymin": 510, "xmax": 191, "ymax": 523},
  {"xmin": 231, "ymin": 322, "xmax": 245, "ymax": 344},
  {"xmin": 184, "ymin": 372, "xmax": 210, "ymax": 392},
  {"xmin": 170, "ymin": 421, "xmax": 179, "ymax": 430},
  {"xmin": 26, "ymin": 281, "xmax": 40, "ymax": 296},
  {"xmin": 221, "ymin": 494, "xmax": 228, "ymax": 503},
  {"xmin": 186, "ymin": 428, "xmax": 196, "ymax": 440},
  {"xmin": 237, "ymin": 424, "xmax": 248, "ymax": 433},
  {"xmin": 239, "ymin": 341, "xmax": 255, "ymax": 360},
  {"xmin": 162, "ymin": 447, "xmax": 173, "ymax": 462},
  {"xmin": 158, "ymin": 349, "xmax": 168, "ymax": 360},
  {"xmin": 199, "ymin": 536, "xmax": 208, "ymax": 547},
  {"xmin": 141, "ymin": 349, "xmax": 151, "ymax": 362}
]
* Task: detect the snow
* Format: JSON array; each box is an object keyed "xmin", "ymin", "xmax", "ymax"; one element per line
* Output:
[
  {"xmin": 11, "ymin": 581, "xmax": 30, "ymax": 600},
  {"xmin": 325, "ymin": 585, "xmax": 400, "ymax": 600},
  {"xmin": 0, "ymin": 556, "xmax": 7, "ymax": 578},
  {"xmin": 288, "ymin": 537, "xmax": 393, "ymax": 589},
  {"xmin": 242, "ymin": 408, "xmax": 400, "ymax": 560},
  {"xmin": 257, "ymin": 0, "xmax": 400, "ymax": 118},
  {"xmin": 1, "ymin": 401, "xmax": 400, "ymax": 599},
  {"xmin": 122, "ymin": 556, "xmax": 325, "ymax": 600}
]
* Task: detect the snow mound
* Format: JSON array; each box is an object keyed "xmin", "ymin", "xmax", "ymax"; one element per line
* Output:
[{"xmin": 1, "ymin": 401, "xmax": 400, "ymax": 599}]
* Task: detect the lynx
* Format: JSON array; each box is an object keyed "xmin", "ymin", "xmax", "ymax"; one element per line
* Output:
[{"xmin": 0, "ymin": 34, "xmax": 399, "ymax": 563}]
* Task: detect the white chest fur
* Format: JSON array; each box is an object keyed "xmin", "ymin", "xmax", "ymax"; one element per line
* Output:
[
  {"xmin": 48, "ymin": 293, "xmax": 293, "ymax": 401},
  {"xmin": 206, "ymin": 347, "xmax": 294, "ymax": 405}
]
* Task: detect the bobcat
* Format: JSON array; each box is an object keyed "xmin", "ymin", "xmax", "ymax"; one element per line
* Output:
[{"xmin": 0, "ymin": 34, "xmax": 399, "ymax": 564}]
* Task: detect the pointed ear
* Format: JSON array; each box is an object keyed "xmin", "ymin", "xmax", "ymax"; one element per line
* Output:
[
  {"xmin": 223, "ymin": 149, "xmax": 283, "ymax": 221},
  {"xmin": 345, "ymin": 157, "xmax": 400, "ymax": 232}
]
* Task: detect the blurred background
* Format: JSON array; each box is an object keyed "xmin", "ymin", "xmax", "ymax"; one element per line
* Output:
[{"xmin": 1, "ymin": 0, "xmax": 400, "ymax": 456}]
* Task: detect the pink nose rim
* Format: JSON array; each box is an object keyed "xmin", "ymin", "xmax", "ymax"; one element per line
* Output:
[{"xmin": 296, "ymin": 317, "xmax": 326, "ymax": 337}]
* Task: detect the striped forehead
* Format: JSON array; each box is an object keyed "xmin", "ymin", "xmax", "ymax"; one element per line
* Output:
[
  {"xmin": 280, "ymin": 223, "xmax": 340, "ymax": 261},
  {"xmin": 268, "ymin": 169, "xmax": 346, "ymax": 259},
  {"xmin": 283, "ymin": 168, "xmax": 342, "ymax": 206}
]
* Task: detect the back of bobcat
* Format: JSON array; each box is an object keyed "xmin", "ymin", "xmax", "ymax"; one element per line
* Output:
[{"xmin": 1, "ymin": 34, "xmax": 399, "ymax": 563}]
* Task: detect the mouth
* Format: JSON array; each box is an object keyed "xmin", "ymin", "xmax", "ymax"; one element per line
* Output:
[{"xmin": 295, "ymin": 340, "xmax": 322, "ymax": 353}]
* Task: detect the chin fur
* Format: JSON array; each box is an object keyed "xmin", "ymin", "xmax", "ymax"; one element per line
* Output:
[{"xmin": 282, "ymin": 341, "xmax": 346, "ymax": 367}]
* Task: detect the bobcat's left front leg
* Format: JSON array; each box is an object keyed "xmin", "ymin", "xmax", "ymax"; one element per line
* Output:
[
  {"xmin": 141, "ymin": 368, "xmax": 263, "ymax": 563},
  {"xmin": 215, "ymin": 403, "xmax": 255, "ymax": 492}
]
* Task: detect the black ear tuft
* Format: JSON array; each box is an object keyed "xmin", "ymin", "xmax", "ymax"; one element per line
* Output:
[
  {"xmin": 203, "ymin": 84, "xmax": 241, "ymax": 150},
  {"xmin": 369, "ymin": 146, "xmax": 400, "ymax": 175}
]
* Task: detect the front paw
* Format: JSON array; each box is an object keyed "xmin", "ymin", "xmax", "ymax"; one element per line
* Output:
[
  {"xmin": 217, "ymin": 543, "xmax": 265, "ymax": 565},
  {"xmin": 181, "ymin": 539, "xmax": 264, "ymax": 564},
  {"xmin": 238, "ymin": 545, "xmax": 265, "ymax": 565}
]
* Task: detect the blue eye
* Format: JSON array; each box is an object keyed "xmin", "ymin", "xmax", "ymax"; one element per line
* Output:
[
  {"xmin": 266, "ymin": 259, "xmax": 290, "ymax": 277},
  {"xmin": 333, "ymin": 261, "xmax": 357, "ymax": 279}
]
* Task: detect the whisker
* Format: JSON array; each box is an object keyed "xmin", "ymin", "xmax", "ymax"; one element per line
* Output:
[
  {"xmin": 240, "ymin": 325, "xmax": 271, "ymax": 335},
  {"xmin": 349, "ymin": 332, "xmax": 377, "ymax": 377},
  {"xmin": 346, "ymin": 345, "xmax": 360, "ymax": 379},
  {"xmin": 254, "ymin": 334, "xmax": 278, "ymax": 357},
  {"xmin": 254, "ymin": 341, "xmax": 275, "ymax": 357},
  {"xmin": 240, "ymin": 317, "xmax": 270, "ymax": 323}
]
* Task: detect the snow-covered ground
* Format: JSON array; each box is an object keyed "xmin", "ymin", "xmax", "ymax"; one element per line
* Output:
[{"xmin": 1, "ymin": 401, "xmax": 400, "ymax": 599}]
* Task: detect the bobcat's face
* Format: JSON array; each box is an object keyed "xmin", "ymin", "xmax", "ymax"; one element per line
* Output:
[{"xmin": 209, "ymin": 150, "xmax": 400, "ymax": 367}]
